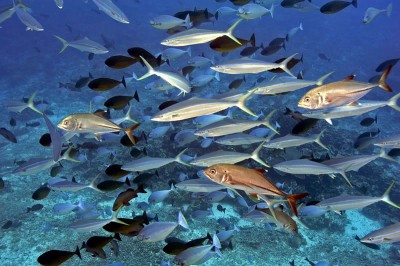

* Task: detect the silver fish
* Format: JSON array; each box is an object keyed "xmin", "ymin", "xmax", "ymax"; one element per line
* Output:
[
  {"xmin": 286, "ymin": 23, "xmax": 303, "ymax": 41},
  {"xmin": 238, "ymin": 3, "xmax": 274, "ymax": 19},
  {"xmin": 6, "ymin": 91, "xmax": 42, "ymax": 114},
  {"xmin": 316, "ymin": 181, "xmax": 400, "ymax": 211},
  {"xmin": 121, "ymin": 149, "xmax": 189, "ymax": 172},
  {"xmin": 0, "ymin": 5, "xmax": 15, "ymax": 27},
  {"xmin": 211, "ymin": 53, "xmax": 298, "ymax": 77},
  {"xmin": 14, "ymin": 2, "xmax": 43, "ymax": 31},
  {"xmin": 69, "ymin": 208, "xmax": 127, "ymax": 232},
  {"xmin": 175, "ymin": 179, "xmax": 225, "ymax": 193},
  {"xmin": 92, "ymin": 0, "xmax": 129, "ymax": 24},
  {"xmin": 150, "ymin": 14, "xmax": 191, "ymax": 30},
  {"xmin": 190, "ymin": 72, "xmax": 220, "ymax": 87},
  {"xmin": 215, "ymin": 133, "xmax": 264, "ymax": 146},
  {"xmin": 361, "ymin": 223, "xmax": 400, "ymax": 244},
  {"xmin": 148, "ymin": 185, "xmax": 174, "ymax": 204},
  {"xmin": 48, "ymin": 175, "xmax": 102, "ymax": 192},
  {"xmin": 173, "ymin": 235, "xmax": 220, "ymax": 266},
  {"xmin": 263, "ymin": 131, "xmax": 327, "ymax": 150},
  {"xmin": 363, "ymin": 3, "xmax": 392, "ymax": 25},
  {"xmin": 161, "ymin": 47, "xmax": 191, "ymax": 61},
  {"xmin": 54, "ymin": 35, "xmax": 109, "ymax": 54},
  {"xmin": 161, "ymin": 19, "xmax": 242, "ymax": 46},
  {"xmin": 373, "ymin": 135, "xmax": 400, "ymax": 149}
]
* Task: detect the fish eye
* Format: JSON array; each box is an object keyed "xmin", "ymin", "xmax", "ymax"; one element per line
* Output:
[
  {"xmin": 209, "ymin": 169, "xmax": 216, "ymax": 175},
  {"xmin": 368, "ymin": 237, "xmax": 373, "ymax": 241},
  {"xmin": 63, "ymin": 120, "xmax": 69, "ymax": 126},
  {"xmin": 304, "ymin": 97, "xmax": 310, "ymax": 102}
]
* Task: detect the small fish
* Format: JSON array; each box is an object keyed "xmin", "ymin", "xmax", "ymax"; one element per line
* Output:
[
  {"xmin": 88, "ymin": 76, "xmax": 126, "ymax": 91},
  {"xmin": 48, "ymin": 175, "xmax": 101, "ymax": 192},
  {"xmin": 238, "ymin": 3, "xmax": 274, "ymax": 19},
  {"xmin": 27, "ymin": 203, "xmax": 44, "ymax": 213},
  {"xmin": 257, "ymin": 206, "xmax": 298, "ymax": 234},
  {"xmin": 229, "ymin": 76, "xmax": 246, "ymax": 89},
  {"xmin": 75, "ymin": 73, "xmax": 93, "ymax": 89},
  {"xmin": 104, "ymin": 94, "xmax": 137, "ymax": 110},
  {"xmin": 0, "ymin": 128, "xmax": 17, "ymax": 143},
  {"xmin": 175, "ymin": 179, "xmax": 225, "ymax": 193},
  {"xmin": 0, "ymin": 177, "xmax": 4, "ymax": 190},
  {"xmin": 97, "ymin": 178, "xmax": 131, "ymax": 192},
  {"xmin": 150, "ymin": 14, "xmax": 191, "ymax": 30},
  {"xmin": 360, "ymin": 115, "xmax": 377, "ymax": 127},
  {"xmin": 217, "ymin": 204, "xmax": 226, "ymax": 213},
  {"xmin": 92, "ymin": 0, "xmax": 129, "ymax": 24},
  {"xmin": 37, "ymin": 246, "xmax": 81, "ymax": 266},
  {"xmin": 172, "ymin": 235, "xmax": 220, "ymax": 265},
  {"xmin": 112, "ymin": 185, "xmax": 147, "ymax": 211},
  {"xmin": 286, "ymin": 23, "xmax": 303, "ymax": 42},
  {"xmin": 54, "ymin": 35, "xmax": 109, "ymax": 54},
  {"xmin": 69, "ymin": 209, "xmax": 128, "ymax": 232},
  {"xmin": 162, "ymin": 47, "xmax": 191, "ymax": 61},
  {"xmin": 363, "ymin": 3, "xmax": 391, "ymax": 25},
  {"xmin": 148, "ymin": 185, "xmax": 174, "ymax": 204},
  {"xmin": 320, "ymin": 0, "xmax": 357, "ymax": 14},
  {"xmin": 105, "ymin": 164, "xmax": 132, "ymax": 179},
  {"xmin": 32, "ymin": 185, "xmax": 50, "ymax": 200},
  {"xmin": 2, "ymin": 220, "xmax": 12, "ymax": 229},
  {"xmin": 9, "ymin": 117, "xmax": 16, "ymax": 127},
  {"xmin": 163, "ymin": 234, "xmax": 212, "ymax": 255},
  {"xmin": 105, "ymin": 55, "xmax": 138, "ymax": 69}
]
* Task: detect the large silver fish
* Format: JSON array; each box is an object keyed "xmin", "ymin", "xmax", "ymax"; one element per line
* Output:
[
  {"xmin": 298, "ymin": 66, "xmax": 393, "ymax": 109},
  {"xmin": 360, "ymin": 223, "xmax": 400, "ymax": 244},
  {"xmin": 69, "ymin": 208, "xmax": 127, "ymax": 232},
  {"xmin": 14, "ymin": 2, "xmax": 43, "ymax": 31},
  {"xmin": 263, "ymin": 131, "xmax": 327, "ymax": 150},
  {"xmin": 211, "ymin": 53, "xmax": 298, "ymax": 77},
  {"xmin": 54, "ymin": 35, "xmax": 109, "ymax": 54},
  {"xmin": 161, "ymin": 19, "xmax": 242, "ymax": 46},
  {"xmin": 92, "ymin": 0, "xmax": 129, "ymax": 24},
  {"xmin": 363, "ymin": 3, "xmax": 392, "ymax": 25},
  {"xmin": 238, "ymin": 3, "xmax": 273, "ymax": 19}
]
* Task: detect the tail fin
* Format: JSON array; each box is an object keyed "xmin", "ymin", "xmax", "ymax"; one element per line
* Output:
[
  {"xmin": 381, "ymin": 180, "xmax": 400, "ymax": 208},
  {"xmin": 285, "ymin": 192, "xmax": 309, "ymax": 216},
  {"xmin": 377, "ymin": 65, "xmax": 392, "ymax": 92},
  {"xmin": 261, "ymin": 110, "xmax": 279, "ymax": 134},
  {"xmin": 340, "ymin": 171, "xmax": 353, "ymax": 188},
  {"xmin": 186, "ymin": 46, "xmax": 192, "ymax": 57},
  {"xmin": 316, "ymin": 71, "xmax": 334, "ymax": 86},
  {"xmin": 178, "ymin": 211, "xmax": 189, "ymax": 229},
  {"xmin": 278, "ymin": 53, "xmax": 298, "ymax": 78},
  {"xmin": 387, "ymin": 3, "xmax": 392, "ymax": 16},
  {"xmin": 27, "ymin": 91, "xmax": 43, "ymax": 114},
  {"xmin": 111, "ymin": 207, "xmax": 129, "ymax": 225},
  {"xmin": 225, "ymin": 19, "xmax": 242, "ymax": 45},
  {"xmin": 269, "ymin": 4, "xmax": 274, "ymax": 18},
  {"xmin": 137, "ymin": 56, "xmax": 155, "ymax": 80},
  {"xmin": 74, "ymin": 246, "xmax": 82, "ymax": 260},
  {"xmin": 251, "ymin": 141, "xmax": 270, "ymax": 167},
  {"xmin": 124, "ymin": 123, "xmax": 141, "ymax": 145},
  {"xmin": 249, "ymin": 33, "xmax": 256, "ymax": 47},
  {"xmin": 352, "ymin": 0, "xmax": 358, "ymax": 8},
  {"xmin": 378, "ymin": 148, "xmax": 398, "ymax": 163},
  {"xmin": 313, "ymin": 129, "xmax": 328, "ymax": 150},
  {"xmin": 299, "ymin": 22, "xmax": 303, "ymax": 31},
  {"xmin": 121, "ymin": 76, "xmax": 126, "ymax": 88},
  {"xmin": 53, "ymin": 35, "xmax": 69, "ymax": 54},
  {"xmin": 236, "ymin": 89, "xmax": 257, "ymax": 117},
  {"xmin": 387, "ymin": 92, "xmax": 400, "ymax": 111},
  {"xmin": 175, "ymin": 148, "xmax": 191, "ymax": 166},
  {"xmin": 183, "ymin": 14, "xmax": 192, "ymax": 28}
]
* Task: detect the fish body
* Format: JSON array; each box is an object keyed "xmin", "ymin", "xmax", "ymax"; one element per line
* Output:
[
  {"xmin": 37, "ymin": 247, "xmax": 81, "ymax": 266},
  {"xmin": 150, "ymin": 14, "xmax": 191, "ymax": 30},
  {"xmin": 320, "ymin": 0, "xmax": 357, "ymax": 14},
  {"xmin": 105, "ymin": 55, "xmax": 138, "ymax": 69},
  {"xmin": 113, "ymin": 186, "xmax": 146, "ymax": 211},
  {"xmin": 360, "ymin": 223, "xmax": 400, "ymax": 244},
  {"xmin": 121, "ymin": 149, "xmax": 188, "ymax": 171},
  {"xmin": 161, "ymin": 19, "xmax": 242, "ymax": 46},
  {"xmin": 298, "ymin": 66, "xmax": 392, "ymax": 109},
  {"xmin": 238, "ymin": 3, "xmax": 273, "ymax": 19},
  {"xmin": 257, "ymin": 207, "xmax": 298, "ymax": 233},
  {"xmin": 175, "ymin": 179, "xmax": 225, "ymax": 193},
  {"xmin": 173, "ymin": 245, "xmax": 214, "ymax": 266},
  {"xmin": 211, "ymin": 53, "xmax": 297, "ymax": 77},
  {"xmin": 14, "ymin": 3, "xmax": 43, "ymax": 31},
  {"xmin": 0, "ymin": 127, "xmax": 17, "ymax": 143},
  {"xmin": 54, "ymin": 0, "xmax": 63, "ymax": 9},
  {"xmin": 264, "ymin": 132, "xmax": 327, "ymax": 150},
  {"xmin": 92, "ymin": 0, "xmax": 129, "ymax": 24},
  {"xmin": 215, "ymin": 133, "xmax": 264, "ymax": 146},
  {"xmin": 363, "ymin": 3, "xmax": 392, "ymax": 25},
  {"xmin": 161, "ymin": 47, "xmax": 191, "ymax": 61},
  {"xmin": 54, "ymin": 35, "xmax": 109, "ymax": 54},
  {"xmin": 190, "ymin": 72, "xmax": 220, "ymax": 87},
  {"xmin": 373, "ymin": 135, "xmax": 400, "ymax": 149},
  {"xmin": 286, "ymin": 23, "xmax": 303, "ymax": 41}
]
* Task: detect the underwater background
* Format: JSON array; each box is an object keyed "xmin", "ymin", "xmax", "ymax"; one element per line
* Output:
[{"xmin": 0, "ymin": 0, "xmax": 399, "ymax": 265}]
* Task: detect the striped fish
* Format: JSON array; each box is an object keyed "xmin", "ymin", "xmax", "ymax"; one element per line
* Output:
[{"xmin": 361, "ymin": 223, "xmax": 400, "ymax": 244}]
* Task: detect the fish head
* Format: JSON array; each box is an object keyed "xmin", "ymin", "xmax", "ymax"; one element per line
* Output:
[
  {"xmin": 360, "ymin": 235, "xmax": 382, "ymax": 244},
  {"xmin": 58, "ymin": 115, "xmax": 79, "ymax": 131},
  {"xmin": 203, "ymin": 164, "xmax": 228, "ymax": 184},
  {"xmin": 283, "ymin": 222, "xmax": 298, "ymax": 234},
  {"xmin": 151, "ymin": 112, "xmax": 177, "ymax": 122},
  {"xmin": 161, "ymin": 38, "xmax": 175, "ymax": 46},
  {"xmin": 298, "ymin": 92, "xmax": 321, "ymax": 109},
  {"xmin": 362, "ymin": 14, "xmax": 371, "ymax": 24}
]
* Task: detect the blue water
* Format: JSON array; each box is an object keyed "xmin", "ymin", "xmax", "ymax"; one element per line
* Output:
[{"xmin": 0, "ymin": 0, "xmax": 399, "ymax": 265}]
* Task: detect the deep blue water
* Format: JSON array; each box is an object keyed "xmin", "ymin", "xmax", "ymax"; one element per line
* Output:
[{"xmin": 0, "ymin": 0, "xmax": 399, "ymax": 265}]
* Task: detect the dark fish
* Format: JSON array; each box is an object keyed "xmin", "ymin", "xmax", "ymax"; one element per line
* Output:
[
  {"xmin": 0, "ymin": 128, "xmax": 17, "ymax": 143},
  {"xmin": 269, "ymin": 55, "xmax": 303, "ymax": 73},
  {"xmin": 217, "ymin": 204, "xmax": 226, "ymax": 213},
  {"xmin": 181, "ymin": 65, "xmax": 196, "ymax": 76},
  {"xmin": 360, "ymin": 115, "xmax": 377, "ymax": 127},
  {"xmin": 88, "ymin": 53, "xmax": 94, "ymax": 60},
  {"xmin": 131, "ymin": 172, "xmax": 157, "ymax": 185},
  {"xmin": 210, "ymin": 33, "xmax": 255, "ymax": 53},
  {"xmin": 159, "ymin": 100, "xmax": 178, "ymax": 111},
  {"xmin": 97, "ymin": 178, "xmax": 131, "ymax": 192},
  {"xmin": 103, "ymin": 213, "xmax": 149, "ymax": 236},
  {"xmin": 320, "ymin": 0, "xmax": 357, "ymax": 14},
  {"xmin": 26, "ymin": 121, "xmax": 41, "ymax": 127},
  {"xmin": 75, "ymin": 73, "xmax": 93, "ymax": 89},
  {"xmin": 105, "ymin": 55, "xmax": 138, "ymax": 69},
  {"xmin": 39, "ymin": 133, "xmax": 52, "ymax": 147},
  {"xmin": 50, "ymin": 165, "xmax": 63, "ymax": 177},
  {"xmin": 240, "ymin": 45, "xmax": 262, "ymax": 57},
  {"xmin": 81, "ymin": 243, "xmax": 106, "ymax": 259},
  {"xmin": 130, "ymin": 147, "xmax": 146, "ymax": 158},
  {"xmin": 354, "ymin": 135, "xmax": 378, "ymax": 150},
  {"xmin": 376, "ymin": 58, "xmax": 399, "ymax": 72},
  {"xmin": 269, "ymin": 37, "xmax": 286, "ymax": 46},
  {"xmin": 88, "ymin": 77, "xmax": 126, "ymax": 91},
  {"xmin": 120, "ymin": 134, "xmax": 139, "ymax": 147},
  {"xmin": 37, "ymin": 246, "xmax": 81, "ymax": 266},
  {"xmin": 229, "ymin": 76, "xmax": 246, "ymax": 89},
  {"xmin": 2, "ymin": 220, "xmax": 12, "ymax": 229},
  {"xmin": 284, "ymin": 107, "xmax": 307, "ymax": 123},
  {"xmin": 105, "ymin": 164, "xmax": 132, "ymax": 179},
  {"xmin": 112, "ymin": 185, "xmax": 146, "ymax": 211},
  {"xmin": 85, "ymin": 233, "xmax": 121, "ymax": 249},
  {"xmin": 166, "ymin": 26, "xmax": 188, "ymax": 35},
  {"xmin": 32, "ymin": 185, "xmax": 51, "ymax": 200},
  {"xmin": 292, "ymin": 118, "xmax": 319, "ymax": 134},
  {"xmin": 174, "ymin": 8, "xmax": 214, "ymax": 27},
  {"xmin": 355, "ymin": 235, "xmax": 380, "ymax": 250},
  {"xmin": 318, "ymin": 53, "xmax": 330, "ymax": 61},
  {"xmin": 27, "ymin": 204, "xmax": 44, "ymax": 213},
  {"xmin": 163, "ymin": 234, "xmax": 212, "ymax": 255},
  {"xmin": 9, "ymin": 118, "xmax": 16, "ymax": 127},
  {"xmin": 261, "ymin": 43, "xmax": 285, "ymax": 56},
  {"xmin": 230, "ymin": 0, "xmax": 251, "ymax": 6},
  {"xmin": 357, "ymin": 129, "xmax": 380, "ymax": 139},
  {"xmin": 127, "ymin": 47, "xmax": 162, "ymax": 68},
  {"xmin": 281, "ymin": 0, "xmax": 305, "ymax": 8},
  {"xmin": 104, "ymin": 94, "xmax": 137, "ymax": 110},
  {"xmin": 388, "ymin": 148, "xmax": 400, "ymax": 157},
  {"xmin": 0, "ymin": 177, "xmax": 4, "ymax": 190}
]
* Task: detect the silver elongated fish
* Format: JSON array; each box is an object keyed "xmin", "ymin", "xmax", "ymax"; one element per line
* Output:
[
  {"xmin": 48, "ymin": 175, "xmax": 102, "ymax": 192},
  {"xmin": 373, "ymin": 135, "xmax": 400, "ymax": 149},
  {"xmin": 54, "ymin": 0, "xmax": 63, "ymax": 9},
  {"xmin": 190, "ymin": 141, "xmax": 269, "ymax": 167},
  {"xmin": 215, "ymin": 133, "xmax": 265, "ymax": 146},
  {"xmin": 57, "ymin": 113, "xmax": 139, "ymax": 145},
  {"xmin": 298, "ymin": 66, "xmax": 393, "ymax": 109},
  {"xmin": 5, "ymin": 91, "xmax": 42, "ymax": 114},
  {"xmin": 321, "ymin": 149, "xmax": 396, "ymax": 172},
  {"xmin": 194, "ymin": 110, "xmax": 278, "ymax": 137},
  {"xmin": 152, "ymin": 89, "xmax": 256, "ymax": 122},
  {"xmin": 54, "ymin": 35, "xmax": 109, "ymax": 54},
  {"xmin": 253, "ymin": 72, "xmax": 333, "ymax": 95},
  {"xmin": 175, "ymin": 179, "xmax": 225, "ymax": 193},
  {"xmin": 134, "ymin": 56, "xmax": 191, "ymax": 95},
  {"xmin": 173, "ymin": 235, "xmax": 220, "ymax": 266},
  {"xmin": 161, "ymin": 19, "xmax": 242, "ymax": 46},
  {"xmin": 238, "ymin": 3, "xmax": 274, "ymax": 19},
  {"xmin": 363, "ymin": 3, "xmax": 392, "ymax": 25},
  {"xmin": 316, "ymin": 181, "xmax": 400, "ymax": 212},
  {"xmin": 150, "ymin": 14, "xmax": 191, "ymax": 30},
  {"xmin": 14, "ymin": 2, "xmax": 43, "ymax": 31},
  {"xmin": 121, "ymin": 149, "xmax": 189, "ymax": 172},
  {"xmin": 263, "ymin": 131, "xmax": 327, "ymax": 150},
  {"xmin": 92, "ymin": 0, "xmax": 129, "ymax": 24},
  {"xmin": 0, "ymin": 5, "xmax": 15, "ymax": 27},
  {"xmin": 137, "ymin": 211, "xmax": 188, "ymax": 242},
  {"xmin": 193, "ymin": 109, "xmax": 232, "ymax": 128},
  {"xmin": 273, "ymin": 159, "xmax": 352, "ymax": 187},
  {"xmin": 69, "ymin": 208, "xmax": 127, "ymax": 232},
  {"xmin": 361, "ymin": 223, "xmax": 400, "ymax": 244},
  {"xmin": 302, "ymin": 92, "xmax": 400, "ymax": 125},
  {"xmin": 210, "ymin": 53, "xmax": 298, "ymax": 77}
]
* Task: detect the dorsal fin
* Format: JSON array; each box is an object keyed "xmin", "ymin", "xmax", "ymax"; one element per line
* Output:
[{"xmin": 343, "ymin": 74, "xmax": 356, "ymax": 81}]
